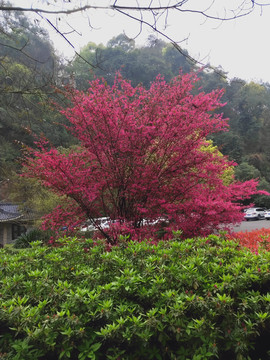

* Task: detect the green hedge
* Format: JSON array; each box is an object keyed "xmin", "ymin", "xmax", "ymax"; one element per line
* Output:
[{"xmin": 1, "ymin": 235, "xmax": 270, "ymax": 359}]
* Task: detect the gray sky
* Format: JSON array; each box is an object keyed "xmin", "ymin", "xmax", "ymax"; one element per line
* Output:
[{"xmin": 10, "ymin": 1, "xmax": 270, "ymax": 83}]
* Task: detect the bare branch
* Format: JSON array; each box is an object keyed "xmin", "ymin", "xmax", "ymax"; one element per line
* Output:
[
  {"xmin": 0, "ymin": 1, "xmax": 268, "ymax": 21},
  {"xmin": 1, "ymin": 1, "xmax": 269, "ymax": 76},
  {"xmin": 38, "ymin": 13, "xmax": 98, "ymax": 69},
  {"xmin": 114, "ymin": 6, "xmax": 227, "ymax": 78},
  {"xmin": 0, "ymin": 39, "xmax": 50, "ymax": 64}
]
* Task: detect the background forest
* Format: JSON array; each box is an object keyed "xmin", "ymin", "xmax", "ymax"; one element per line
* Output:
[{"xmin": 1, "ymin": 11, "xmax": 270, "ymax": 212}]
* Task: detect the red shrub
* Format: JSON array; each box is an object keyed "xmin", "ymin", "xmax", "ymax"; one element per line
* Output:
[{"xmin": 227, "ymin": 228, "xmax": 270, "ymax": 252}]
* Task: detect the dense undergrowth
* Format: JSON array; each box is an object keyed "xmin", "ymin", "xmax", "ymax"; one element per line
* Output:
[{"xmin": 1, "ymin": 234, "xmax": 270, "ymax": 359}]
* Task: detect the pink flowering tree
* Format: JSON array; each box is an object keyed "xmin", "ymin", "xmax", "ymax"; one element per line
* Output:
[{"xmin": 22, "ymin": 73, "xmax": 266, "ymax": 243}]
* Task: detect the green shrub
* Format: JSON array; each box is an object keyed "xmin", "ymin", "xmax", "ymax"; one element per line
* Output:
[
  {"xmin": 13, "ymin": 232, "xmax": 32, "ymax": 248},
  {"xmin": 1, "ymin": 235, "xmax": 270, "ymax": 359},
  {"xmin": 13, "ymin": 228, "xmax": 54, "ymax": 248}
]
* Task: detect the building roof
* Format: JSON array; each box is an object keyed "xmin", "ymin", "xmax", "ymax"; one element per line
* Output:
[{"xmin": 0, "ymin": 203, "xmax": 35, "ymax": 223}]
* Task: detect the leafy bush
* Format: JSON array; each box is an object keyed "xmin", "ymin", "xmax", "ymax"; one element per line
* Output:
[
  {"xmin": 13, "ymin": 228, "xmax": 54, "ymax": 249},
  {"xmin": 13, "ymin": 232, "xmax": 32, "ymax": 249},
  {"xmin": 1, "ymin": 235, "xmax": 270, "ymax": 359},
  {"xmin": 227, "ymin": 228, "xmax": 270, "ymax": 252}
]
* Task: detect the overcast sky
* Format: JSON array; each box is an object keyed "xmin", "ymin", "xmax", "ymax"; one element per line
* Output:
[{"xmin": 11, "ymin": 1, "xmax": 270, "ymax": 83}]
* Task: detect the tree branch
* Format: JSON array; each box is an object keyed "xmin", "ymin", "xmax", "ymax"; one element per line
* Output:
[
  {"xmin": 1, "ymin": 1, "xmax": 269, "ymax": 76},
  {"xmin": 0, "ymin": 1, "xmax": 268, "ymax": 20}
]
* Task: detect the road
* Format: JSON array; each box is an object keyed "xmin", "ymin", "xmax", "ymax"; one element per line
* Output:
[{"xmin": 232, "ymin": 219, "xmax": 270, "ymax": 232}]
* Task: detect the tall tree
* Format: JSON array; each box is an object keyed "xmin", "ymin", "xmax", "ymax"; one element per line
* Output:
[
  {"xmin": 0, "ymin": 10, "xmax": 75, "ymax": 184},
  {"xmin": 22, "ymin": 73, "xmax": 265, "ymax": 242},
  {"xmin": 68, "ymin": 36, "xmax": 195, "ymax": 89}
]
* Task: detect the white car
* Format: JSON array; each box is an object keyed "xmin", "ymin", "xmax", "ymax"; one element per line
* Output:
[
  {"xmin": 80, "ymin": 217, "xmax": 111, "ymax": 232},
  {"xmin": 264, "ymin": 209, "xmax": 270, "ymax": 220},
  {"xmin": 81, "ymin": 217, "xmax": 168, "ymax": 232},
  {"xmin": 244, "ymin": 207, "xmax": 265, "ymax": 221},
  {"xmin": 142, "ymin": 217, "xmax": 168, "ymax": 226}
]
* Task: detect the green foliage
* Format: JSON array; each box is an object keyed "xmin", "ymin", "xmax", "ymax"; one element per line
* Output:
[
  {"xmin": 234, "ymin": 163, "xmax": 270, "ymax": 207},
  {"xmin": 1, "ymin": 236, "xmax": 270, "ymax": 359},
  {"xmin": 107, "ymin": 34, "xmax": 135, "ymax": 52},
  {"xmin": 234, "ymin": 162, "xmax": 261, "ymax": 182},
  {"xmin": 13, "ymin": 233, "xmax": 32, "ymax": 249},
  {"xmin": 210, "ymin": 77, "xmax": 270, "ymax": 205},
  {"xmin": 8, "ymin": 173, "xmax": 64, "ymax": 225},
  {"xmin": 252, "ymin": 178, "xmax": 270, "ymax": 208},
  {"xmin": 68, "ymin": 37, "xmax": 195, "ymax": 90},
  {"xmin": 0, "ymin": 11, "xmax": 75, "ymax": 184},
  {"xmin": 13, "ymin": 228, "xmax": 53, "ymax": 248}
]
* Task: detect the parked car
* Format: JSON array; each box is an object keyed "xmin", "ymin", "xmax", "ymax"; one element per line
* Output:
[
  {"xmin": 80, "ymin": 217, "xmax": 110, "ymax": 232},
  {"xmin": 244, "ymin": 207, "xmax": 266, "ymax": 221},
  {"xmin": 81, "ymin": 216, "xmax": 168, "ymax": 232},
  {"xmin": 142, "ymin": 217, "xmax": 168, "ymax": 226},
  {"xmin": 264, "ymin": 209, "xmax": 270, "ymax": 220}
]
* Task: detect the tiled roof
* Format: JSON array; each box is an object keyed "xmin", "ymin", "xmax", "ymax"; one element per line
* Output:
[{"xmin": 0, "ymin": 203, "xmax": 23, "ymax": 222}]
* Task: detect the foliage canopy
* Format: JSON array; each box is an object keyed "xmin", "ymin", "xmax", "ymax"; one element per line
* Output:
[{"xmin": 22, "ymin": 73, "xmax": 264, "ymax": 242}]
